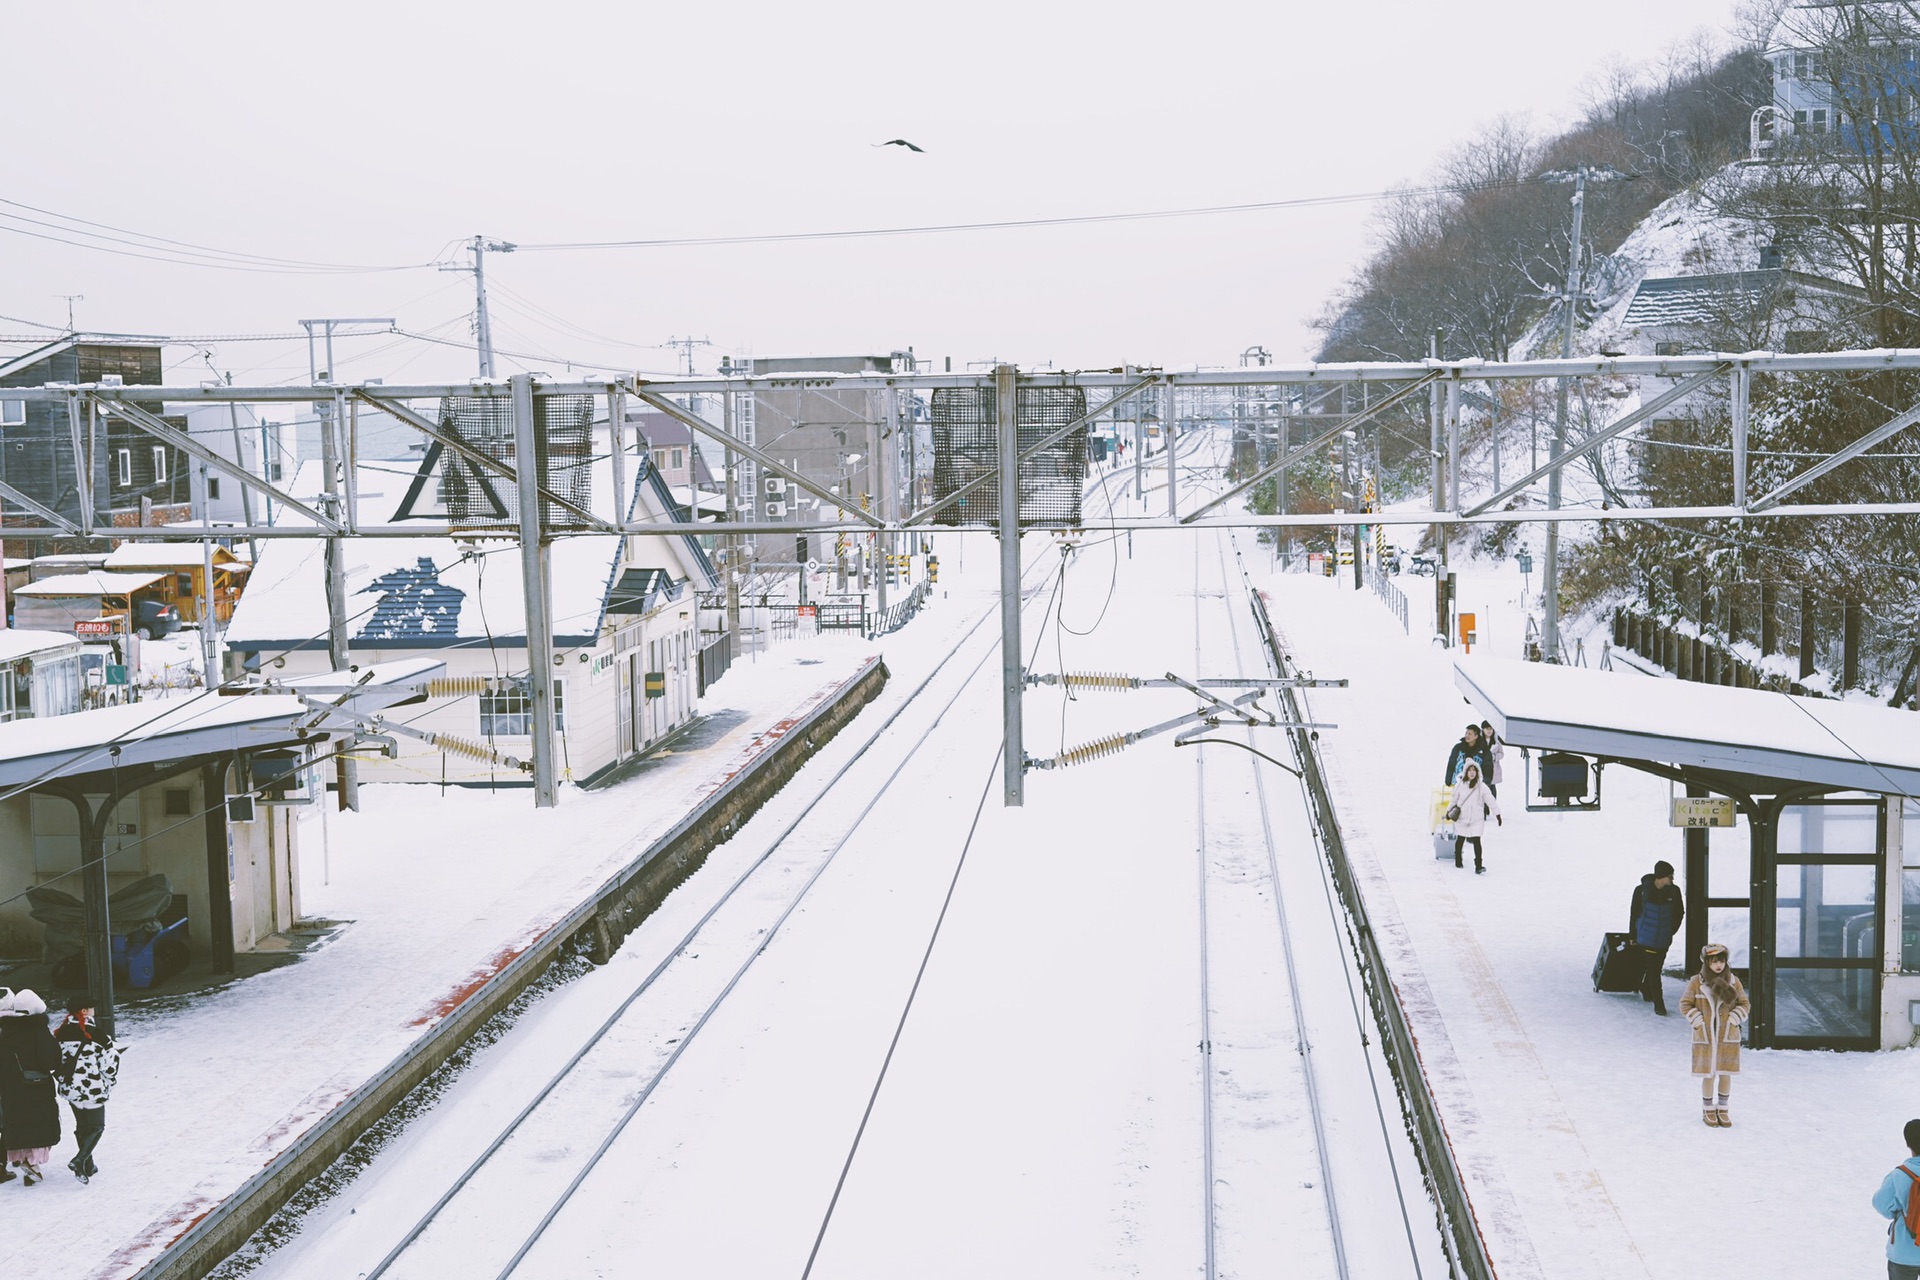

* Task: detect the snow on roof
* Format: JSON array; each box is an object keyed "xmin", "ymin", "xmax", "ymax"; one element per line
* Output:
[
  {"xmin": 14, "ymin": 571, "xmax": 164, "ymax": 598},
  {"xmin": 104, "ymin": 543, "xmax": 246, "ymax": 571},
  {"xmin": 0, "ymin": 629, "xmax": 83, "ymax": 663},
  {"xmin": 0, "ymin": 660, "xmax": 443, "ymax": 786},
  {"xmin": 225, "ymin": 453, "xmax": 712, "ymax": 651},
  {"xmin": 1455, "ymin": 656, "xmax": 1920, "ymax": 796},
  {"xmin": 1621, "ymin": 270, "xmax": 1783, "ymax": 327}
]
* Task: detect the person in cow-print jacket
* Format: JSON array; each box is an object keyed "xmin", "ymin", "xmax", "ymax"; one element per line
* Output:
[{"xmin": 54, "ymin": 997, "xmax": 120, "ymax": 1183}]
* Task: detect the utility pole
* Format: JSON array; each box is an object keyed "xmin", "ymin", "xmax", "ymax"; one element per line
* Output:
[
  {"xmin": 299, "ymin": 319, "xmax": 388, "ymax": 813},
  {"xmin": 1430, "ymin": 331, "xmax": 1446, "ymax": 638},
  {"xmin": 665, "ymin": 336, "xmax": 713, "ymax": 377},
  {"xmin": 1542, "ymin": 168, "xmax": 1589, "ymax": 665},
  {"xmin": 997, "ymin": 363, "xmax": 1024, "ymax": 807},
  {"xmin": 439, "ymin": 238, "xmax": 515, "ymax": 378}
]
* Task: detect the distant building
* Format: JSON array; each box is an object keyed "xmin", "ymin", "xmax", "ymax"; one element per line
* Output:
[
  {"xmin": 1764, "ymin": 3, "xmax": 1920, "ymax": 153},
  {"xmin": 726, "ymin": 352, "xmax": 915, "ymax": 565},
  {"xmin": 0, "ymin": 337, "xmax": 192, "ymax": 555},
  {"xmin": 225, "ymin": 451, "xmax": 720, "ymax": 787}
]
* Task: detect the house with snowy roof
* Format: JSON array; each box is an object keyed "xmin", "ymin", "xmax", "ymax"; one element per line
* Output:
[{"xmin": 224, "ymin": 449, "xmax": 719, "ymax": 788}]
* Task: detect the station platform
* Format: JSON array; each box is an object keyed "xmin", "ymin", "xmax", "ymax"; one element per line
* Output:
[
  {"xmin": 6, "ymin": 643, "xmax": 884, "ymax": 1280},
  {"xmin": 1263, "ymin": 567, "xmax": 1910, "ymax": 1280}
]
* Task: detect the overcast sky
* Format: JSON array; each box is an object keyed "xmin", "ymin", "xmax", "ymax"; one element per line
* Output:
[{"xmin": 3, "ymin": 0, "xmax": 1749, "ymax": 386}]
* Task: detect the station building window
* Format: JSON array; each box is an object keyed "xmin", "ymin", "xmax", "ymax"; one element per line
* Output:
[
  {"xmin": 1903, "ymin": 799, "xmax": 1920, "ymax": 973},
  {"xmin": 481, "ymin": 677, "xmax": 565, "ymax": 738}
]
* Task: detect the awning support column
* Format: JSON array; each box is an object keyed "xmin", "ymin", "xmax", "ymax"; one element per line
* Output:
[{"xmin": 203, "ymin": 757, "xmax": 236, "ymax": 974}]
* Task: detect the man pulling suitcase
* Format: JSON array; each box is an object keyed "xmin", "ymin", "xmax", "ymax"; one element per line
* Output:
[{"xmin": 1628, "ymin": 860, "xmax": 1686, "ymax": 1015}]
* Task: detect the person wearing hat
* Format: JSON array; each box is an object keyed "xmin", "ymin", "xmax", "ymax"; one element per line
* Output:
[
  {"xmin": 1680, "ymin": 943, "xmax": 1749, "ymax": 1128},
  {"xmin": 1627, "ymin": 861, "xmax": 1686, "ymax": 1016},
  {"xmin": 54, "ymin": 995, "xmax": 120, "ymax": 1184},
  {"xmin": 0, "ymin": 988, "xmax": 62, "ymax": 1184}
]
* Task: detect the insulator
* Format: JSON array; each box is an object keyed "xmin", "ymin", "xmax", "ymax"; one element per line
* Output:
[
  {"xmin": 429, "ymin": 732, "xmax": 505, "ymax": 764},
  {"xmin": 425, "ymin": 676, "xmax": 497, "ymax": 697},
  {"xmin": 1060, "ymin": 671, "xmax": 1139, "ymax": 692},
  {"xmin": 1057, "ymin": 733, "xmax": 1130, "ymax": 767}
]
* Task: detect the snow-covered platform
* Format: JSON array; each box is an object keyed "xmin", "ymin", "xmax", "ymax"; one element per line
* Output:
[
  {"xmin": 1264, "ymin": 569, "xmax": 1913, "ymax": 1280},
  {"xmin": 7, "ymin": 643, "xmax": 882, "ymax": 1280}
]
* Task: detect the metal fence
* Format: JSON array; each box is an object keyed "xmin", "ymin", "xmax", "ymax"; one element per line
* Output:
[
  {"xmin": 1365, "ymin": 564, "xmax": 1411, "ymax": 634},
  {"xmin": 696, "ymin": 637, "xmax": 733, "ymax": 696},
  {"xmin": 866, "ymin": 579, "xmax": 931, "ymax": 639}
]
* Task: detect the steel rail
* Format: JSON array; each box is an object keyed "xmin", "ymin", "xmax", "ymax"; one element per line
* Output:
[
  {"xmin": 342, "ymin": 566, "xmax": 1054, "ymax": 1279},
  {"xmin": 1250, "ymin": 586, "xmax": 1496, "ymax": 1280},
  {"xmin": 1191, "ymin": 532, "xmax": 1221, "ymax": 1280},
  {"xmin": 487, "ymin": 542, "xmax": 1077, "ymax": 1279}
]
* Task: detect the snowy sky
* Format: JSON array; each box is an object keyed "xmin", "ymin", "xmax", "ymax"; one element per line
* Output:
[{"xmin": 3, "ymin": 0, "xmax": 1745, "ymax": 383}]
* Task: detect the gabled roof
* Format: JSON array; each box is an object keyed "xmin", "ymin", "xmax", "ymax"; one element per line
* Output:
[
  {"xmin": 1621, "ymin": 268, "xmax": 1862, "ymax": 328},
  {"xmin": 606, "ymin": 567, "xmax": 680, "ymax": 616},
  {"xmin": 0, "ymin": 630, "xmax": 83, "ymax": 664},
  {"xmin": 0, "ymin": 334, "xmax": 167, "ymax": 384}
]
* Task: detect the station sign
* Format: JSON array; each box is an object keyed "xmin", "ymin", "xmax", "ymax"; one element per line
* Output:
[
  {"xmin": 1670, "ymin": 796, "xmax": 1736, "ymax": 828},
  {"xmin": 74, "ymin": 618, "xmax": 117, "ymax": 638}
]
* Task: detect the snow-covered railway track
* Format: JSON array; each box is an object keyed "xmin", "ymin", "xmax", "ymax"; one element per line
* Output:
[
  {"xmin": 1188, "ymin": 527, "xmax": 1437, "ymax": 1280},
  {"xmin": 226, "ymin": 557, "xmax": 1074, "ymax": 1280}
]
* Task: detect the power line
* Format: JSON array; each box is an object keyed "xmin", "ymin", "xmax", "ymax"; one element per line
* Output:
[
  {"xmin": 512, "ymin": 179, "xmax": 1546, "ymax": 252},
  {"xmin": 0, "ymin": 195, "xmax": 425, "ymax": 273}
]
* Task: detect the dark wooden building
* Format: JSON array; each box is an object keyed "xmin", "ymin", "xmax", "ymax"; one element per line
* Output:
[{"xmin": 0, "ymin": 338, "xmax": 191, "ymax": 557}]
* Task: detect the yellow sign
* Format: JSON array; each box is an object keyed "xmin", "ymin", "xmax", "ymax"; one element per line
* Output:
[{"xmin": 1670, "ymin": 797, "xmax": 1736, "ymax": 828}]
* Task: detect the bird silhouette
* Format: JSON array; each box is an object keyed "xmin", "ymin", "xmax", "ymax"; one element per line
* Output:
[{"xmin": 873, "ymin": 139, "xmax": 925, "ymax": 152}]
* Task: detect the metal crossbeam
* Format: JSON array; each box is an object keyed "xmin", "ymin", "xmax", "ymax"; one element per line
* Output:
[
  {"xmin": 1181, "ymin": 374, "xmax": 1439, "ymax": 524},
  {"xmin": 355, "ymin": 390, "xmax": 618, "ymax": 534},
  {"xmin": 1463, "ymin": 366, "xmax": 1726, "ymax": 517},
  {"xmin": 1749, "ymin": 397, "xmax": 1920, "ymax": 512},
  {"xmin": 0, "ymin": 478, "xmax": 79, "ymax": 533},
  {"xmin": 906, "ymin": 374, "xmax": 1159, "ymax": 528},
  {"xmin": 95, "ymin": 398, "xmax": 338, "ymax": 530},
  {"xmin": 631, "ymin": 388, "xmax": 884, "ymax": 529}
]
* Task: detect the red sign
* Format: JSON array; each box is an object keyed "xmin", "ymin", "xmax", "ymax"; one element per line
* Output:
[
  {"xmin": 797, "ymin": 605, "xmax": 818, "ymax": 619},
  {"xmin": 74, "ymin": 618, "xmax": 117, "ymax": 638}
]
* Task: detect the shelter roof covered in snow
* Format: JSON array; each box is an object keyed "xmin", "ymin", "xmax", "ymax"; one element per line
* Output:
[{"xmin": 1455, "ymin": 657, "xmax": 1920, "ymax": 796}]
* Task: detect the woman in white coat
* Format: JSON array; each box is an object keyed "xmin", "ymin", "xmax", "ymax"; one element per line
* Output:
[{"xmin": 1448, "ymin": 761, "xmax": 1502, "ymax": 874}]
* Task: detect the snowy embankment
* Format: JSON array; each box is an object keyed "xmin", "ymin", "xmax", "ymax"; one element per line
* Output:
[{"xmin": 1261, "ymin": 560, "xmax": 1912, "ymax": 1280}]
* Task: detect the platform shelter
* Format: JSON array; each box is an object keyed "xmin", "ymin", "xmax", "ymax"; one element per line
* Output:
[
  {"xmin": 1456, "ymin": 657, "xmax": 1920, "ymax": 1051},
  {"xmin": 0, "ymin": 659, "xmax": 443, "ymax": 1034}
]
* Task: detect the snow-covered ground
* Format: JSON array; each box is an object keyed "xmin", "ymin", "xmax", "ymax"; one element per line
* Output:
[
  {"xmin": 1264, "ymin": 555, "xmax": 1916, "ymax": 1280},
  {"xmin": 0, "ymin": 639, "xmax": 892, "ymax": 1279}
]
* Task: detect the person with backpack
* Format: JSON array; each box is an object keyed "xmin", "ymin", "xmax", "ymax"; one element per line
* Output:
[
  {"xmin": 1628, "ymin": 861, "xmax": 1686, "ymax": 1016},
  {"xmin": 1679, "ymin": 943, "xmax": 1748, "ymax": 1128},
  {"xmin": 1445, "ymin": 760, "xmax": 1502, "ymax": 874},
  {"xmin": 54, "ymin": 996, "xmax": 120, "ymax": 1184},
  {"xmin": 0, "ymin": 988, "xmax": 61, "ymax": 1185},
  {"xmin": 1876, "ymin": 1118, "xmax": 1920, "ymax": 1279}
]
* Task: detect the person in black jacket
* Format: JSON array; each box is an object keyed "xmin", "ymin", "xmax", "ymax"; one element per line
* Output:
[
  {"xmin": 1443, "ymin": 723, "xmax": 1493, "ymax": 786},
  {"xmin": 0, "ymin": 988, "xmax": 62, "ymax": 1185},
  {"xmin": 1628, "ymin": 861, "xmax": 1686, "ymax": 1016}
]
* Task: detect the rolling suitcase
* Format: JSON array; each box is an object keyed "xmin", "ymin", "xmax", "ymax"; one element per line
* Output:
[{"xmin": 1592, "ymin": 932, "xmax": 1644, "ymax": 993}]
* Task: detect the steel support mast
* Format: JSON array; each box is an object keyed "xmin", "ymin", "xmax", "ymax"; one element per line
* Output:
[
  {"xmin": 1542, "ymin": 168, "xmax": 1588, "ymax": 663},
  {"xmin": 998, "ymin": 363, "xmax": 1024, "ymax": 806},
  {"xmin": 511, "ymin": 374, "xmax": 560, "ymax": 807}
]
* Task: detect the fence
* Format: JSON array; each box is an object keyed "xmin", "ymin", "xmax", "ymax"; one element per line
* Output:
[
  {"xmin": 696, "ymin": 636, "xmax": 733, "ymax": 696},
  {"xmin": 866, "ymin": 579, "xmax": 931, "ymax": 639},
  {"xmin": 1364, "ymin": 564, "xmax": 1411, "ymax": 634},
  {"xmin": 1619, "ymin": 567, "xmax": 1920, "ymax": 707}
]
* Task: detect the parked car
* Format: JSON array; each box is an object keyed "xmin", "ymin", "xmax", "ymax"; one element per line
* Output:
[{"xmin": 135, "ymin": 599, "xmax": 180, "ymax": 640}]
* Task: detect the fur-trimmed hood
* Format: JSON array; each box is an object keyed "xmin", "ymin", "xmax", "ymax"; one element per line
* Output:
[{"xmin": 0, "ymin": 987, "xmax": 48, "ymax": 1018}]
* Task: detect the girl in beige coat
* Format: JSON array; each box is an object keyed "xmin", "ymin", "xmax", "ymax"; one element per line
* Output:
[
  {"xmin": 1447, "ymin": 761, "xmax": 1501, "ymax": 874},
  {"xmin": 1679, "ymin": 942, "xmax": 1749, "ymax": 1128}
]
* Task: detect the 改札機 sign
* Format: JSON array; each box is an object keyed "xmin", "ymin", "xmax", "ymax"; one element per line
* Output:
[{"xmin": 1670, "ymin": 796, "xmax": 1736, "ymax": 828}]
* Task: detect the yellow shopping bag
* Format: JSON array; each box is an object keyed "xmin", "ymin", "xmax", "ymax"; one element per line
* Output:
[{"xmin": 1429, "ymin": 786, "xmax": 1455, "ymax": 833}]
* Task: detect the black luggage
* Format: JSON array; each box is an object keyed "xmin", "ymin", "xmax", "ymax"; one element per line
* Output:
[{"xmin": 1592, "ymin": 932, "xmax": 1644, "ymax": 993}]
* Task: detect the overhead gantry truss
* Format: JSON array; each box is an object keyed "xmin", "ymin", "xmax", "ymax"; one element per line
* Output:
[{"xmin": 4, "ymin": 348, "xmax": 1920, "ymax": 540}]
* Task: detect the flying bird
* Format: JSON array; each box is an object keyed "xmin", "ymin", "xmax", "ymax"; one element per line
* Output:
[{"xmin": 873, "ymin": 139, "xmax": 925, "ymax": 152}]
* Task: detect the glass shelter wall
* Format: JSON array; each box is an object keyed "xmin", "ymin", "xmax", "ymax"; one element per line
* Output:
[{"xmin": 1772, "ymin": 800, "xmax": 1882, "ymax": 1046}]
